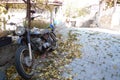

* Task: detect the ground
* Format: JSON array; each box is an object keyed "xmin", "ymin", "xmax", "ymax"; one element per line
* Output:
[
  {"xmin": 0, "ymin": 25, "xmax": 120, "ymax": 80},
  {"xmin": 59, "ymin": 27, "xmax": 120, "ymax": 80}
]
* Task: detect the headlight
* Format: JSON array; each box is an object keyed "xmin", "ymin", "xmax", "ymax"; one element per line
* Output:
[{"xmin": 15, "ymin": 26, "xmax": 25, "ymax": 36}]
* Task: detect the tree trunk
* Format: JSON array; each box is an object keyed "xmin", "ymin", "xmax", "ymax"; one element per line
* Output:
[
  {"xmin": 111, "ymin": 0, "xmax": 117, "ymax": 28},
  {"xmin": 113, "ymin": 0, "xmax": 117, "ymax": 14},
  {"xmin": 26, "ymin": 0, "xmax": 31, "ymax": 28},
  {"xmin": 98, "ymin": 0, "xmax": 102, "ymax": 16},
  {"xmin": 97, "ymin": 0, "xmax": 103, "ymax": 27}
]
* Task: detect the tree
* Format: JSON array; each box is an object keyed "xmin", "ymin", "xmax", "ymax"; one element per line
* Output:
[
  {"xmin": 98, "ymin": 0, "xmax": 119, "ymax": 28},
  {"xmin": 27, "ymin": 0, "xmax": 57, "ymax": 23},
  {"xmin": 35, "ymin": 0, "xmax": 56, "ymax": 24}
]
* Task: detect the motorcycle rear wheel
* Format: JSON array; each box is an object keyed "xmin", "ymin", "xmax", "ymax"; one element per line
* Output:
[{"xmin": 15, "ymin": 45, "xmax": 34, "ymax": 80}]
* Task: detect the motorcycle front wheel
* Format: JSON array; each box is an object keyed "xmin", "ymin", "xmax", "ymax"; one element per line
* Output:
[{"xmin": 15, "ymin": 45, "xmax": 34, "ymax": 80}]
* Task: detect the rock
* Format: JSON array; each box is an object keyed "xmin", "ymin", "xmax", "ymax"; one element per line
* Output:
[{"xmin": 0, "ymin": 71, "xmax": 6, "ymax": 80}]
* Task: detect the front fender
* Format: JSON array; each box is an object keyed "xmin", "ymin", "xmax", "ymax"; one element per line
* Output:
[{"xmin": 17, "ymin": 37, "xmax": 23, "ymax": 45}]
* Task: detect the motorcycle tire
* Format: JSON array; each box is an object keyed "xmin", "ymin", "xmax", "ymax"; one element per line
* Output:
[{"xmin": 15, "ymin": 45, "xmax": 34, "ymax": 80}]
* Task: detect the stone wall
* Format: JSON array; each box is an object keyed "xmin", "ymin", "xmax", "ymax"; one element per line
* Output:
[{"xmin": 98, "ymin": 6, "xmax": 120, "ymax": 31}]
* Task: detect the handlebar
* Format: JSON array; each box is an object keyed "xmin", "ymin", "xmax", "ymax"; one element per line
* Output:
[
  {"xmin": 7, "ymin": 21, "xmax": 24, "ymax": 26},
  {"xmin": 7, "ymin": 22, "xmax": 16, "ymax": 26},
  {"xmin": 9, "ymin": 22, "xmax": 16, "ymax": 25},
  {"xmin": 30, "ymin": 10, "xmax": 36, "ymax": 14}
]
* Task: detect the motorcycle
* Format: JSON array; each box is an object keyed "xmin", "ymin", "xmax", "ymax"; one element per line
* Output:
[{"xmin": 13, "ymin": 16, "xmax": 58, "ymax": 79}]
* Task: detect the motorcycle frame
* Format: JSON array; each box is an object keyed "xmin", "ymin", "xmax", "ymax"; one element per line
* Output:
[{"xmin": 17, "ymin": 30, "xmax": 33, "ymax": 60}]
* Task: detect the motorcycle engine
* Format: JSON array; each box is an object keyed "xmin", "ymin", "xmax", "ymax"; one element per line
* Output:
[
  {"xmin": 31, "ymin": 28, "xmax": 57, "ymax": 53},
  {"xmin": 32, "ymin": 37, "xmax": 51, "ymax": 52}
]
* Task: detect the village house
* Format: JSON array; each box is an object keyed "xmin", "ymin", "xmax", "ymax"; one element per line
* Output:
[{"xmin": 0, "ymin": 0, "xmax": 62, "ymax": 31}]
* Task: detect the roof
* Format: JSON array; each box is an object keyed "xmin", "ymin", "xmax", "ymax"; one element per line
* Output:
[
  {"xmin": 48, "ymin": 0, "xmax": 63, "ymax": 6},
  {"xmin": 0, "ymin": 0, "xmax": 63, "ymax": 6},
  {"xmin": 0, "ymin": 0, "xmax": 62, "ymax": 4},
  {"xmin": 0, "ymin": 0, "xmax": 24, "ymax": 3}
]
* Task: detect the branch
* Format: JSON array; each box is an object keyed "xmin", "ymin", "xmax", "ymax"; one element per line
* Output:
[
  {"xmin": 0, "ymin": 4, "xmax": 4, "ymax": 7},
  {"xmin": 22, "ymin": 0, "xmax": 27, "ymax": 4}
]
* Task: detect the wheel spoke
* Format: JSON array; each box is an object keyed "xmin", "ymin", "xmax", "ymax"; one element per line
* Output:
[{"xmin": 20, "ymin": 49, "xmax": 34, "ymax": 75}]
